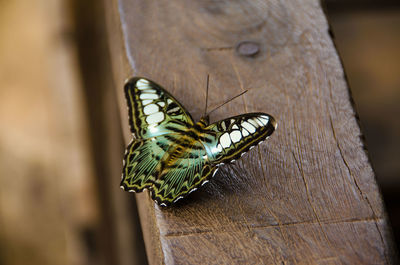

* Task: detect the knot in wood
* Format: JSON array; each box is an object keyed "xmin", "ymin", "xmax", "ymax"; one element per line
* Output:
[{"xmin": 236, "ymin": 41, "xmax": 260, "ymax": 57}]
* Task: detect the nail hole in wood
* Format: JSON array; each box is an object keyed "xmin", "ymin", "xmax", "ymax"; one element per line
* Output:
[{"xmin": 236, "ymin": 41, "xmax": 260, "ymax": 57}]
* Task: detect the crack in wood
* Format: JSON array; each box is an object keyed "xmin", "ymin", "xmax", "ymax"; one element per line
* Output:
[
  {"xmin": 202, "ymin": 47, "xmax": 234, "ymax": 52},
  {"xmin": 162, "ymin": 217, "xmax": 384, "ymax": 238},
  {"xmin": 230, "ymin": 59, "xmax": 294, "ymax": 264},
  {"xmin": 291, "ymin": 148, "xmax": 334, "ymax": 252},
  {"xmin": 291, "ymin": 109, "xmax": 334, "ymax": 251},
  {"xmin": 328, "ymin": 115, "xmax": 373, "ymax": 213},
  {"xmin": 317, "ymin": 256, "xmax": 340, "ymax": 263},
  {"xmin": 328, "ymin": 114, "xmax": 389, "ymax": 263},
  {"xmin": 229, "ymin": 58, "xmax": 258, "ymax": 234}
]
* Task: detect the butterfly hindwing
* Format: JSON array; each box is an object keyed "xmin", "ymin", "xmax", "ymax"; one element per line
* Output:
[
  {"xmin": 201, "ymin": 113, "xmax": 276, "ymax": 165},
  {"xmin": 121, "ymin": 136, "xmax": 170, "ymax": 192},
  {"xmin": 124, "ymin": 77, "xmax": 194, "ymax": 139},
  {"xmin": 151, "ymin": 139, "xmax": 216, "ymax": 206},
  {"xmin": 122, "ymin": 132, "xmax": 216, "ymax": 206}
]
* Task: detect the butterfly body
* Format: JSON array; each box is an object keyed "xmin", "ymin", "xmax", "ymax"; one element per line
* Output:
[{"xmin": 121, "ymin": 77, "xmax": 276, "ymax": 206}]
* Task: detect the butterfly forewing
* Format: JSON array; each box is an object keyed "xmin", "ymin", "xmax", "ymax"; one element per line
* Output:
[
  {"xmin": 124, "ymin": 77, "xmax": 194, "ymax": 139},
  {"xmin": 202, "ymin": 113, "xmax": 276, "ymax": 165},
  {"xmin": 123, "ymin": 77, "xmax": 214, "ymax": 205}
]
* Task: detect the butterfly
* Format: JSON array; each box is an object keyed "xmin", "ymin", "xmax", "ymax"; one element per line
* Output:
[{"xmin": 121, "ymin": 77, "xmax": 277, "ymax": 206}]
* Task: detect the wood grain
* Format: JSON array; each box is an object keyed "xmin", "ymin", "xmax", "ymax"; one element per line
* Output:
[{"xmin": 105, "ymin": 0, "xmax": 397, "ymax": 264}]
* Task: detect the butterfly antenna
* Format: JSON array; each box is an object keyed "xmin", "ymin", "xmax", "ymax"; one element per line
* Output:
[
  {"xmin": 204, "ymin": 74, "xmax": 210, "ymax": 117},
  {"xmin": 206, "ymin": 89, "xmax": 248, "ymax": 116}
]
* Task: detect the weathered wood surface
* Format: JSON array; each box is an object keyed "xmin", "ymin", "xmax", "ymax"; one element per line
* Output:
[{"xmin": 105, "ymin": 0, "xmax": 397, "ymax": 264}]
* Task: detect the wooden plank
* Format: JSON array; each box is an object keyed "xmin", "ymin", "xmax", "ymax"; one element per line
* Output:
[{"xmin": 105, "ymin": 0, "xmax": 398, "ymax": 264}]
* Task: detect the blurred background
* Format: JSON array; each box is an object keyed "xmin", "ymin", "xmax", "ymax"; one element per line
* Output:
[{"xmin": 0, "ymin": 0, "xmax": 398, "ymax": 264}]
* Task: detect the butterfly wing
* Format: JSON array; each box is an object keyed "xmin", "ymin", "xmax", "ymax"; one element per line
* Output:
[
  {"xmin": 123, "ymin": 77, "xmax": 200, "ymax": 204},
  {"xmin": 124, "ymin": 77, "xmax": 194, "ymax": 139},
  {"xmin": 121, "ymin": 136, "xmax": 172, "ymax": 192},
  {"xmin": 201, "ymin": 113, "xmax": 277, "ymax": 165},
  {"xmin": 151, "ymin": 139, "xmax": 216, "ymax": 206},
  {"xmin": 122, "ymin": 133, "xmax": 216, "ymax": 206}
]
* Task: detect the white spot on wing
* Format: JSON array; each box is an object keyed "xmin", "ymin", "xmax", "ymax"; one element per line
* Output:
[
  {"xmin": 221, "ymin": 121, "xmax": 226, "ymax": 130},
  {"xmin": 173, "ymin": 196, "xmax": 184, "ymax": 203},
  {"xmin": 255, "ymin": 118, "xmax": 265, "ymax": 127},
  {"xmin": 140, "ymin": 93, "xmax": 158, "ymax": 99},
  {"xmin": 212, "ymin": 168, "xmax": 219, "ymax": 177},
  {"xmin": 211, "ymin": 144, "xmax": 223, "ymax": 154},
  {"xmin": 248, "ymin": 119, "xmax": 259, "ymax": 128},
  {"xmin": 242, "ymin": 121, "xmax": 256, "ymax": 133},
  {"xmin": 217, "ymin": 144, "xmax": 222, "ymax": 152},
  {"xmin": 146, "ymin": 112, "xmax": 164, "ymax": 124},
  {"xmin": 143, "ymin": 104, "xmax": 159, "ymax": 115},
  {"xmin": 168, "ymin": 107, "xmax": 180, "ymax": 113},
  {"xmin": 201, "ymin": 180, "xmax": 209, "ymax": 186},
  {"xmin": 137, "ymin": 79, "xmax": 150, "ymax": 89},
  {"xmin": 143, "ymin": 89, "xmax": 157, "ymax": 93},
  {"xmin": 242, "ymin": 128, "xmax": 249, "ymax": 137},
  {"xmin": 138, "ymin": 79, "xmax": 149, "ymax": 85},
  {"xmin": 232, "ymin": 124, "xmax": 239, "ymax": 130},
  {"xmin": 158, "ymin": 102, "xmax": 165, "ymax": 107},
  {"xmin": 258, "ymin": 116, "xmax": 269, "ymax": 125},
  {"xmin": 149, "ymin": 126, "xmax": 158, "ymax": 134},
  {"xmin": 142, "ymin": 99, "xmax": 152, "ymax": 105},
  {"xmin": 220, "ymin": 133, "xmax": 231, "ymax": 148},
  {"xmin": 230, "ymin": 130, "xmax": 242, "ymax": 143},
  {"xmin": 136, "ymin": 85, "xmax": 149, "ymax": 90}
]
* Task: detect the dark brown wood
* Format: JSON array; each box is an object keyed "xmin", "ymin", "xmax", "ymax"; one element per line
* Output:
[{"xmin": 105, "ymin": 0, "xmax": 398, "ymax": 264}]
